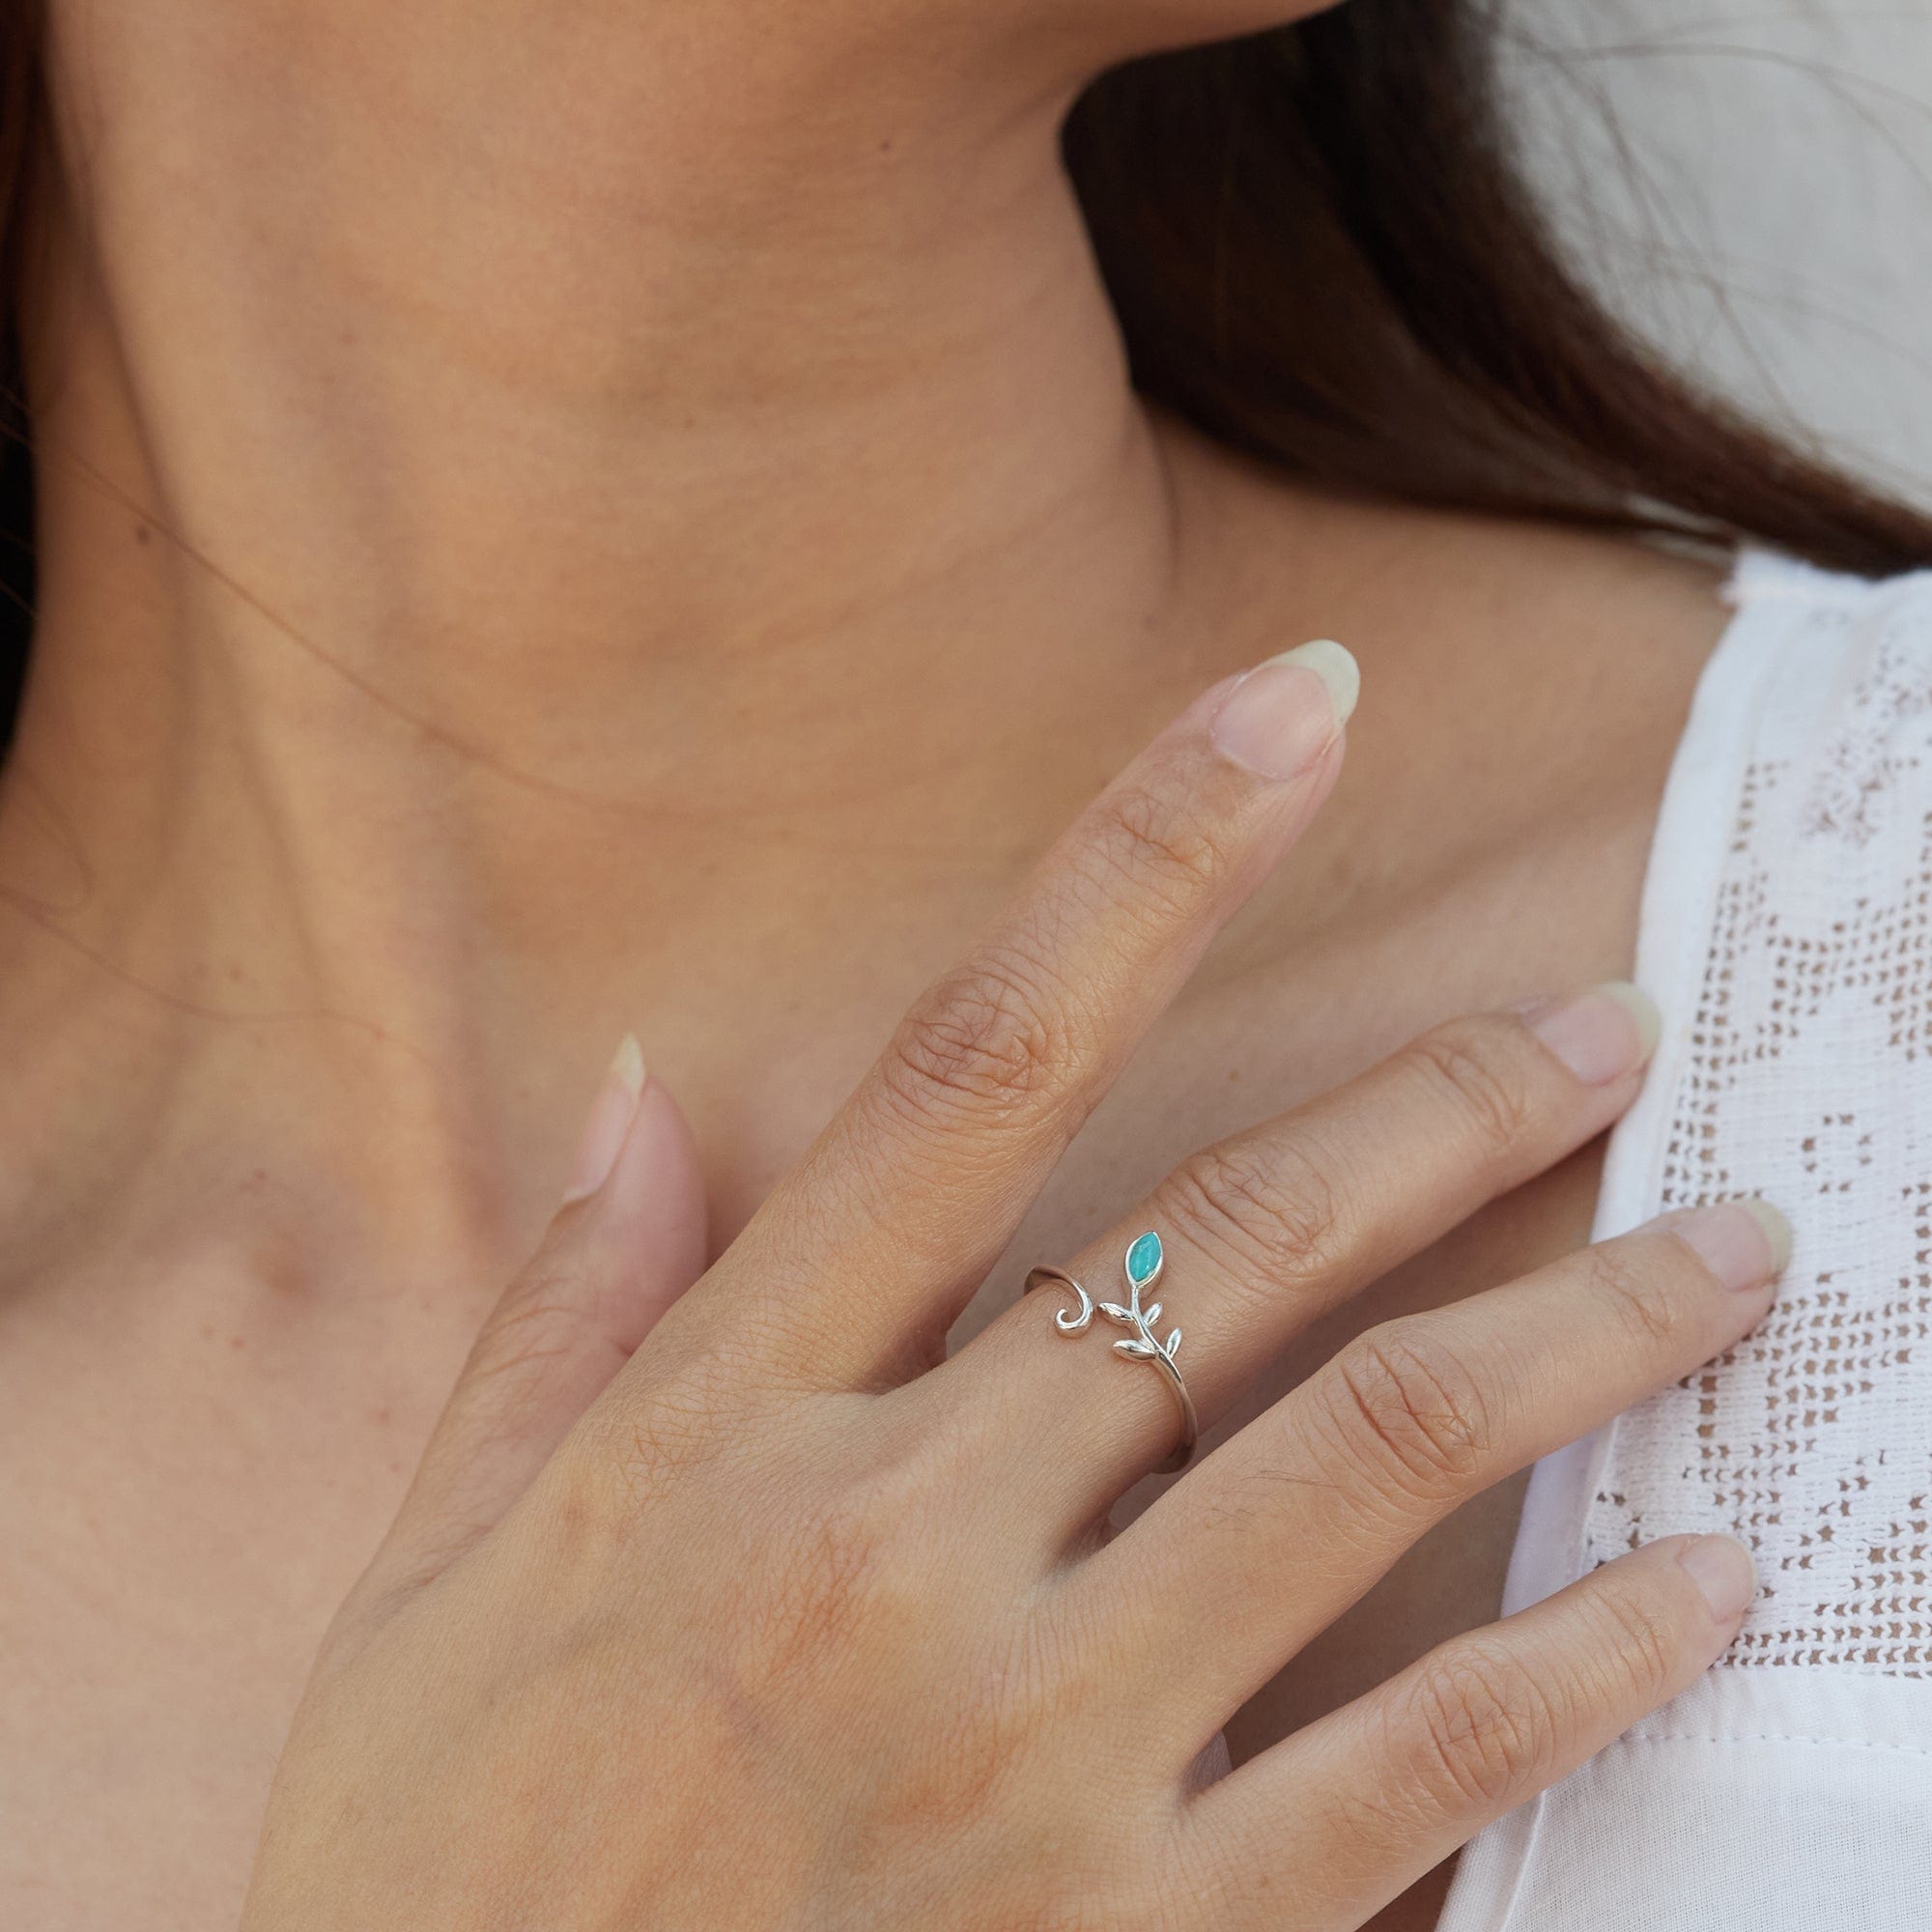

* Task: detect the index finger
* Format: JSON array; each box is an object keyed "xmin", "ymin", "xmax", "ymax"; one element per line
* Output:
[{"xmin": 725, "ymin": 639, "xmax": 1359, "ymax": 1386}]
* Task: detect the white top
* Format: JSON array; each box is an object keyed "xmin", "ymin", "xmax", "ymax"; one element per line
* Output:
[{"xmin": 1438, "ymin": 546, "xmax": 1932, "ymax": 1930}]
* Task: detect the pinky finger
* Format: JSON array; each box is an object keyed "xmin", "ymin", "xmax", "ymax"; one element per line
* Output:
[{"xmin": 1177, "ymin": 1533, "xmax": 1755, "ymax": 1932}]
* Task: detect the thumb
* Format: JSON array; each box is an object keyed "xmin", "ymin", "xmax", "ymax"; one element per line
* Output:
[{"xmin": 360, "ymin": 1037, "xmax": 708, "ymax": 1609}]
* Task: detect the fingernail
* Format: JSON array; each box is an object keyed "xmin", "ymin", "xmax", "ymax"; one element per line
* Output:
[
  {"xmin": 1659, "ymin": 1198, "xmax": 1792, "ymax": 1291},
  {"xmin": 1523, "ymin": 981, "xmax": 1661, "ymax": 1085},
  {"xmin": 1676, "ymin": 1534, "xmax": 1757, "ymax": 1622},
  {"xmin": 562, "ymin": 1035, "xmax": 648, "ymax": 1205},
  {"xmin": 1210, "ymin": 639, "xmax": 1359, "ymax": 780}
]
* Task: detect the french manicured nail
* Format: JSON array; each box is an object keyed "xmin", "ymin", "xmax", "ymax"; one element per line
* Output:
[
  {"xmin": 1524, "ymin": 980, "xmax": 1661, "ymax": 1085},
  {"xmin": 1210, "ymin": 639, "xmax": 1359, "ymax": 780},
  {"xmin": 1661, "ymin": 1198, "xmax": 1793, "ymax": 1291},
  {"xmin": 562, "ymin": 1035, "xmax": 648, "ymax": 1204},
  {"xmin": 1676, "ymin": 1534, "xmax": 1757, "ymax": 1622}
]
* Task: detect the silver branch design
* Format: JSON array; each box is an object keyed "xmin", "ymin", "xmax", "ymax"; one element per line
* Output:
[
  {"xmin": 1096, "ymin": 1230, "xmax": 1180, "ymax": 1366},
  {"xmin": 1034, "ymin": 1229, "xmax": 1197, "ymax": 1472}
]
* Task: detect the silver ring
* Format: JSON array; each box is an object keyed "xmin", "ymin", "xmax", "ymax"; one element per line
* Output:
[{"xmin": 1025, "ymin": 1231, "xmax": 1199, "ymax": 1474}]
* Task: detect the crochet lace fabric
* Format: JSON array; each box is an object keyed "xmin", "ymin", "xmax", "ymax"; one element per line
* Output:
[{"xmin": 1581, "ymin": 580, "xmax": 1932, "ymax": 1674}]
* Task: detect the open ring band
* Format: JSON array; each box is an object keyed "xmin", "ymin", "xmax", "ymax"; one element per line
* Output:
[{"xmin": 1024, "ymin": 1231, "xmax": 1200, "ymax": 1474}]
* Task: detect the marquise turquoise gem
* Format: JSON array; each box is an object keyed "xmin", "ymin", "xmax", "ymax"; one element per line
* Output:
[{"xmin": 1125, "ymin": 1230, "xmax": 1163, "ymax": 1288}]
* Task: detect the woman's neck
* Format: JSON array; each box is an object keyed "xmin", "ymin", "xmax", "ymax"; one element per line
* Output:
[{"xmin": 3, "ymin": 3, "xmax": 1290, "ymax": 1283}]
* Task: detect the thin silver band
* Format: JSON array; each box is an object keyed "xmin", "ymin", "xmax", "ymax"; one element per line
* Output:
[{"xmin": 1025, "ymin": 1234, "xmax": 1199, "ymax": 1474}]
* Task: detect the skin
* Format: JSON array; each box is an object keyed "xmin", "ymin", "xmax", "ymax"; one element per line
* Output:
[
  {"xmin": 238, "ymin": 683, "xmax": 1784, "ymax": 1932},
  {"xmin": 0, "ymin": 0, "xmax": 1773, "ymax": 1926}
]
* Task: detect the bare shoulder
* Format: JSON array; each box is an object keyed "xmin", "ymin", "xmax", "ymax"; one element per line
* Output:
[
  {"xmin": 1161, "ymin": 424, "xmax": 1737, "ymax": 985},
  {"xmin": 1348, "ymin": 503, "xmax": 1734, "ymax": 810},
  {"xmin": 1167, "ymin": 417, "xmax": 1733, "ymax": 709}
]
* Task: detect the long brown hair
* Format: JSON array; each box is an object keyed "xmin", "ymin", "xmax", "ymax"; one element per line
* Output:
[
  {"xmin": 1065, "ymin": 6, "xmax": 1932, "ymax": 572},
  {"xmin": 3, "ymin": 2, "xmax": 1930, "ymax": 735},
  {"xmin": 0, "ymin": 0, "xmax": 38, "ymax": 694}
]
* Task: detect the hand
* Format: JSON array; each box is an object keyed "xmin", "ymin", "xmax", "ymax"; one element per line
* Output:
[{"xmin": 242, "ymin": 643, "xmax": 1782, "ymax": 1931}]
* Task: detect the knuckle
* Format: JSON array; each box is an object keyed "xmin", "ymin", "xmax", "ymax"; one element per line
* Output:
[
  {"xmin": 1402, "ymin": 1017, "xmax": 1536, "ymax": 1164},
  {"xmin": 1324, "ymin": 1326, "xmax": 1495, "ymax": 1498},
  {"xmin": 1081, "ymin": 777, "xmax": 1233, "ymax": 919},
  {"xmin": 881, "ymin": 945, "xmax": 1084, "ymax": 1123},
  {"xmin": 1402, "ymin": 1643, "xmax": 1561, "ymax": 1812},
  {"xmin": 1587, "ymin": 1239, "xmax": 1690, "ymax": 1351},
  {"xmin": 1155, "ymin": 1135, "xmax": 1349, "ymax": 1294},
  {"xmin": 464, "ymin": 1264, "xmax": 589, "ymax": 1414},
  {"xmin": 555, "ymin": 1381, "xmax": 719, "ymax": 1525},
  {"xmin": 1589, "ymin": 1576, "xmax": 1683, "ymax": 1703},
  {"xmin": 556, "ymin": 1332, "xmax": 759, "ymax": 1523}
]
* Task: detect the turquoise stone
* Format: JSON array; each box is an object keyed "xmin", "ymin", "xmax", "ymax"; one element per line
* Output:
[{"xmin": 1125, "ymin": 1230, "xmax": 1163, "ymax": 1288}]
